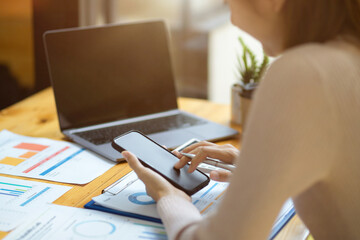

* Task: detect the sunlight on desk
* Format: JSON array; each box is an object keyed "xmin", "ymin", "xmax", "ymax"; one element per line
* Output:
[{"xmin": 0, "ymin": 88, "xmax": 309, "ymax": 240}]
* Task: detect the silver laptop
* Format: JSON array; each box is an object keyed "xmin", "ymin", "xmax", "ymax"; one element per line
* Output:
[{"xmin": 44, "ymin": 20, "xmax": 238, "ymax": 162}]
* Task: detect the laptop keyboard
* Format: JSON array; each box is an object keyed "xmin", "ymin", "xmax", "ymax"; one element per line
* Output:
[{"xmin": 73, "ymin": 113, "xmax": 206, "ymax": 145}]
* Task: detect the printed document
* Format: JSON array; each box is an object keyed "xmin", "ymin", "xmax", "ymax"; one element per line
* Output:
[
  {"xmin": 93, "ymin": 171, "xmax": 228, "ymax": 219},
  {"xmin": 4, "ymin": 204, "xmax": 167, "ymax": 240},
  {"xmin": 0, "ymin": 130, "xmax": 115, "ymax": 184},
  {"xmin": 92, "ymin": 171, "xmax": 295, "ymax": 239},
  {"xmin": 0, "ymin": 176, "xmax": 71, "ymax": 231}
]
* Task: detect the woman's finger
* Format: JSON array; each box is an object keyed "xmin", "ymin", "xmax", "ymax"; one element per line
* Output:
[
  {"xmin": 186, "ymin": 145, "xmax": 229, "ymax": 172},
  {"xmin": 192, "ymin": 145, "xmax": 238, "ymax": 164},
  {"xmin": 176, "ymin": 145, "xmax": 232, "ymax": 172},
  {"xmin": 210, "ymin": 169, "xmax": 232, "ymax": 182},
  {"xmin": 187, "ymin": 148, "xmax": 210, "ymax": 173},
  {"xmin": 182, "ymin": 141, "xmax": 216, "ymax": 153},
  {"xmin": 174, "ymin": 155, "xmax": 192, "ymax": 169},
  {"xmin": 122, "ymin": 151, "xmax": 190, "ymax": 202},
  {"xmin": 122, "ymin": 151, "xmax": 145, "ymax": 174},
  {"xmin": 172, "ymin": 150, "xmax": 182, "ymax": 158}
]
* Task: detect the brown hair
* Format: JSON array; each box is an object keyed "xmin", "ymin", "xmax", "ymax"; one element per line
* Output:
[{"xmin": 281, "ymin": 0, "xmax": 360, "ymax": 49}]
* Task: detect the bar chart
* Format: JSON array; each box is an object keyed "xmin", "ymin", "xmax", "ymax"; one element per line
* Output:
[
  {"xmin": 0, "ymin": 130, "xmax": 115, "ymax": 184},
  {"xmin": 0, "ymin": 176, "xmax": 70, "ymax": 208},
  {"xmin": 0, "ymin": 142, "xmax": 49, "ymax": 167},
  {"xmin": 0, "ymin": 180, "xmax": 32, "ymax": 198},
  {"xmin": 133, "ymin": 222, "xmax": 167, "ymax": 240},
  {"xmin": 0, "ymin": 176, "xmax": 71, "ymax": 232}
]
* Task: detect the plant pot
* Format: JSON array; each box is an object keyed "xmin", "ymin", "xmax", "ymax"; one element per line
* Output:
[
  {"xmin": 231, "ymin": 84, "xmax": 254, "ymax": 129},
  {"xmin": 240, "ymin": 94, "xmax": 252, "ymax": 129},
  {"xmin": 231, "ymin": 84, "xmax": 242, "ymax": 125}
]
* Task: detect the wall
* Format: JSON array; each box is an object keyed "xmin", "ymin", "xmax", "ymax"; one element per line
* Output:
[
  {"xmin": 0, "ymin": 0, "xmax": 34, "ymax": 89},
  {"xmin": 208, "ymin": 24, "xmax": 264, "ymax": 104}
]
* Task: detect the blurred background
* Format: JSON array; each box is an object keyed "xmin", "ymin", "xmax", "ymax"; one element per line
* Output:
[{"xmin": 0, "ymin": 0, "xmax": 261, "ymax": 110}]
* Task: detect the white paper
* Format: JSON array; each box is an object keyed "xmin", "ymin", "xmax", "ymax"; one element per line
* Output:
[
  {"xmin": 4, "ymin": 204, "xmax": 167, "ymax": 240},
  {"xmin": 93, "ymin": 172, "xmax": 295, "ymax": 237},
  {"xmin": 274, "ymin": 199, "xmax": 294, "ymax": 225},
  {"xmin": 93, "ymin": 172, "xmax": 159, "ymax": 218},
  {"xmin": 0, "ymin": 176, "xmax": 71, "ymax": 231},
  {"xmin": 0, "ymin": 130, "xmax": 115, "ymax": 184},
  {"xmin": 93, "ymin": 171, "xmax": 229, "ymax": 219}
]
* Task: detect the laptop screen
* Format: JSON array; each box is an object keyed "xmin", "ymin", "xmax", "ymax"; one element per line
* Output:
[{"xmin": 44, "ymin": 20, "xmax": 178, "ymax": 130}]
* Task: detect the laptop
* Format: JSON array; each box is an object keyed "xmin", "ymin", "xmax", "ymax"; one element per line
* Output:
[{"xmin": 44, "ymin": 20, "xmax": 238, "ymax": 162}]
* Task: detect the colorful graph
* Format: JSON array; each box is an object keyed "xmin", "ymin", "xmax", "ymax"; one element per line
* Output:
[
  {"xmin": 133, "ymin": 222, "xmax": 167, "ymax": 240},
  {"xmin": 0, "ymin": 142, "xmax": 49, "ymax": 167},
  {"xmin": 128, "ymin": 192, "xmax": 156, "ymax": 205},
  {"xmin": 0, "ymin": 181, "xmax": 32, "ymax": 197},
  {"xmin": 23, "ymin": 146, "xmax": 70, "ymax": 174},
  {"xmin": 0, "ymin": 141, "xmax": 77, "ymax": 175},
  {"xmin": 39, "ymin": 148, "xmax": 84, "ymax": 176},
  {"xmin": 193, "ymin": 182, "xmax": 218, "ymax": 205},
  {"xmin": 14, "ymin": 143, "xmax": 48, "ymax": 152},
  {"xmin": 19, "ymin": 152, "xmax": 37, "ymax": 159},
  {"xmin": 73, "ymin": 220, "xmax": 116, "ymax": 237},
  {"xmin": 20, "ymin": 187, "xmax": 50, "ymax": 206},
  {"xmin": 0, "ymin": 157, "xmax": 25, "ymax": 166},
  {"xmin": 0, "ymin": 180, "xmax": 53, "ymax": 207}
]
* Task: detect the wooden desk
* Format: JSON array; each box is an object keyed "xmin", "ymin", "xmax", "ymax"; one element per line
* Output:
[{"xmin": 0, "ymin": 88, "xmax": 308, "ymax": 239}]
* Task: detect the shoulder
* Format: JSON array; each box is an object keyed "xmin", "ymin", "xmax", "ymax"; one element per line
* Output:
[
  {"xmin": 267, "ymin": 41, "xmax": 359, "ymax": 81},
  {"xmin": 258, "ymin": 44, "xmax": 322, "ymax": 96},
  {"xmin": 267, "ymin": 43, "xmax": 332, "ymax": 79},
  {"xmin": 260, "ymin": 41, "xmax": 357, "ymax": 92},
  {"xmin": 252, "ymin": 43, "xmax": 336, "ymax": 116},
  {"xmin": 277, "ymin": 41, "xmax": 352, "ymax": 64}
]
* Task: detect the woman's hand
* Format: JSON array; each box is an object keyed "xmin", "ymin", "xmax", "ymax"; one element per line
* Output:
[
  {"xmin": 122, "ymin": 151, "xmax": 191, "ymax": 202},
  {"xmin": 173, "ymin": 141, "xmax": 239, "ymax": 182}
]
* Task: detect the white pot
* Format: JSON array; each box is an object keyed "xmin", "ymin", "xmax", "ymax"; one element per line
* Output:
[
  {"xmin": 240, "ymin": 95, "xmax": 251, "ymax": 129},
  {"xmin": 231, "ymin": 85, "xmax": 242, "ymax": 125},
  {"xmin": 231, "ymin": 84, "xmax": 253, "ymax": 129}
]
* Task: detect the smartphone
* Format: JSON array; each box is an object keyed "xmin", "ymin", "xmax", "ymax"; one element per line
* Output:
[{"xmin": 112, "ymin": 131, "xmax": 210, "ymax": 195}]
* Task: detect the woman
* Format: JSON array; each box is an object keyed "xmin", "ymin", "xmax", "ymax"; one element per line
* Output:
[{"xmin": 122, "ymin": 0, "xmax": 360, "ymax": 239}]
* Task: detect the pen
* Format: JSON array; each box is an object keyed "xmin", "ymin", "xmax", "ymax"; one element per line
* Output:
[{"xmin": 180, "ymin": 152, "xmax": 236, "ymax": 172}]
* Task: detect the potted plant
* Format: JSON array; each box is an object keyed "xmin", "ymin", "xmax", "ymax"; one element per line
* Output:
[{"xmin": 231, "ymin": 37, "xmax": 269, "ymax": 128}]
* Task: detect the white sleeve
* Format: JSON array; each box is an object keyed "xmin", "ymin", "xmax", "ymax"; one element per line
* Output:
[
  {"xmin": 157, "ymin": 195, "xmax": 202, "ymax": 240},
  {"xmin": 157, "ymin": 53, "xmax": 337, "ymax": 240}
]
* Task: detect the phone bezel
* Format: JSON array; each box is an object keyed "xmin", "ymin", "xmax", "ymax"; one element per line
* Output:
[{"xmin": 111, "ymin": 130, "xmax": 210, "ymax": 195}]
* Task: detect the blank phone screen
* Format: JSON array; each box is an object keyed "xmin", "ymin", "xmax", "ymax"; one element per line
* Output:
[{"xmin": 113, "ymin": 131, "xmax": 209, "ymax": 194}]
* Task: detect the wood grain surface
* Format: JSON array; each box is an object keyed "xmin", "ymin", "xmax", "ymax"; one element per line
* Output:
[{"xmin": 0, "ymin": 88, "xmax": 308, "ymax": 239}]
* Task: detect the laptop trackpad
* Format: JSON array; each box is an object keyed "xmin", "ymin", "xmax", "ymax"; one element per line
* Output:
[{"xmin": 149, "ymin": 129, "xmax": 203, "ymax": 149}]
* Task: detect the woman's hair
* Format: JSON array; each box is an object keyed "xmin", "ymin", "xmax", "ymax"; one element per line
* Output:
[{"xmin": 281, "ymin": 0, "xmax": 360, "ymax": 49}]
